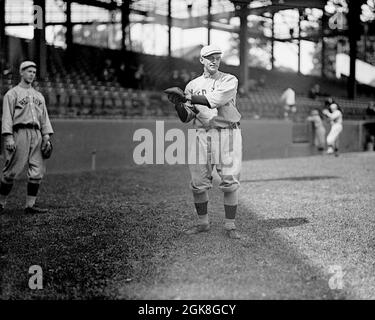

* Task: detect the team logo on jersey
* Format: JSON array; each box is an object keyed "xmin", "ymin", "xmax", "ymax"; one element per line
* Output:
[{"xmin": 18, "ymin": 96, "xmax": 43, "ymax": 108}]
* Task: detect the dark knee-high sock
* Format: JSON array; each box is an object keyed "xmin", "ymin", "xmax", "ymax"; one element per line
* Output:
[
  {"xmin": 193, "ymin": 191, "xmax": 209, "ymax": 225},
  {"xmin": 0, "ymin": 182, "xmax": 13, "ymax": 206},
  {"xmin": 224, "ymin": 191, "xmax": 238, "ymax": 230},
  {"xmin": 26, "ymin": 182, "xmax": 40, "ymax": 208}
]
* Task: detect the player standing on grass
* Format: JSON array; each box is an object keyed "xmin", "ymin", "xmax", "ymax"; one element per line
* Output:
[
  {"xmin": 0, "ymin": 61, "xmax": 53, "ymax": 214},
  {"xmin": 165, "ymin": 45, "xmax": 243, "ymax": 239},
  {"xmin": 323, "ymin": 99, "xmax": 343, "ymax": 156}
]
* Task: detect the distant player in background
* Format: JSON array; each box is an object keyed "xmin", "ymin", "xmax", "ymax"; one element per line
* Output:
[
  {"xmin": 323, "ymin": 99, "xmax": 343, "ymax": 156},
  {"xmin": 0, "ymin": 61, "xmax": 54, "ymax": 214},
  {"xmin": 307, "ymin": 109, "xmax": 326, "ymax": 151},
  {"xmin": 280, "ymin": 87, "xmax": 296, "ymax": 120}
]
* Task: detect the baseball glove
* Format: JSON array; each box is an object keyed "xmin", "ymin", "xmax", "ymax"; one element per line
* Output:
[
  {"xmin": 164, "ymin": 87, "xmax": 187, "ymax": 104},
  {"xmin": 41, "ymin": 140, "xmax": 53, "ymax": 159}
]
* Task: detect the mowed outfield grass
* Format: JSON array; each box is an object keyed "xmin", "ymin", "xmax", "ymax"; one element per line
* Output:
[{"xmin": 0, "ymin": 152, "xmax": 374, "ymax": 299}]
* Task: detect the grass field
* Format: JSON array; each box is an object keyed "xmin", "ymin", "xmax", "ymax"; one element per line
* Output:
[{"xmin": 0, "ymin": 152, "xmax": 374, "ymax": 299}]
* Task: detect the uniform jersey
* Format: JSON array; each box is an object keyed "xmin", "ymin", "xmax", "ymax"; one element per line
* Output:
[
  {"xmin": 327, "ymin": 109, "xmax": 343, "ymax": 125},
  {"xmin": 2, "ymin": 85, "xmax": 54, "ymax": 136},
  {"xmin": 184, "ymin": 71, "xmax": 241, "ymax": 129}
]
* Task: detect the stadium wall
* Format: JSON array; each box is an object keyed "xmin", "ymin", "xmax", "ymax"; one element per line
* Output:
[
  {"xmin": 1, "ymin": 119, "xmax": 373, "ymax": 174},
  {"xmin": 42, "ymin": 119, "xmax": 293, "ymax": 173}
]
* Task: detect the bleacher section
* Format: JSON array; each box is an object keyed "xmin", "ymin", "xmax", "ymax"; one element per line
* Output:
[{"xmin": 1, "ymin": 41, "xmax": 374, "ymax": 121}]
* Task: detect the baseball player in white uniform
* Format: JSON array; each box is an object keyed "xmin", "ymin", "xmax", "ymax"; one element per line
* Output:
[
  {"xmin": 0, "ymin": 61, "xmax": 54, "ymax": 214},
  {"xmin": 172, "ymin": 45, "xmax": 242, "ymax": 239},
  {"xmin": 323, "ymin": 102, "xmax": 343, "ymax": 156}
]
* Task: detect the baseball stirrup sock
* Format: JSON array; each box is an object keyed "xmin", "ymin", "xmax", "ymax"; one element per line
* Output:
[
  {"xmin": 224, "ymin": 205, "xmax": 237, "ymax": 220},
  {"xmin": 27, "ymin": 182, "xmax": 40, "ymax": 197},
  {"xmin": 0, "ymin": 182, "xmax": 13, "ymax": 196},
  {"xmin": 194, "ymin": 201, "xmax": 208, "ymax": 216}
]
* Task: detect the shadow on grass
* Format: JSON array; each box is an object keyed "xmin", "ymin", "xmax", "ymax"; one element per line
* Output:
[
  {"xmin": 241, "ymin": 175, "xmax": 340, "ymax": 183},
  {"xmin": 256, "ymin": 217, "xmax": 309, "ymax": 230}
]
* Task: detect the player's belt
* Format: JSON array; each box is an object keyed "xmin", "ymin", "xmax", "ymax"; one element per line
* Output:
[{"xmin": 13, "ymin": 123, "xmax": 40, "ymax": 131}]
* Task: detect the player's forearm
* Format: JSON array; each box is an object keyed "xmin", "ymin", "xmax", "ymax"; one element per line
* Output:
[
  {"xmin": 205, "ymin": 92, "xmax": 234, "ymax": 108},
  {"xmin": 187, "ymin": 94, "xmax": 211, "ymax": 107},
  {"xmin": 2, "ymin": 96, "xmax": 15, "ymax": 134}
]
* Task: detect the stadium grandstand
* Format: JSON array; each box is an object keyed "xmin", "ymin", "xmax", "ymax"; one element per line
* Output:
[{"xmin": 0, "ymin": 0, "xmax": 374, "ymax": 121}]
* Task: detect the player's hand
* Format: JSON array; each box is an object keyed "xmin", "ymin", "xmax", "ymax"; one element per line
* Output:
[
  {"xmin": 164, "ymin": 87, "xmax": 187, "ymax": 104},
  {"xmin": 167, "ymin": 94, "xmax": 182, "ymax": 105},
  {"xmin": 4, "ymin": 135, "xmax": 16, "ymax": 152},
  {"xmin": 41, "ymin": 134, "xmax": 50, "ymax": 151}
]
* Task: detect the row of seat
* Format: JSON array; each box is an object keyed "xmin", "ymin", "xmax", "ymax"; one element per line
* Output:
[{"xmin": 1, "ymin": 81, "xmax": 373, "ymax": 120}]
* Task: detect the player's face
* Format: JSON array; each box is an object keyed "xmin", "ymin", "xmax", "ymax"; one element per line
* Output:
[
  {"xmin": 21, "ymin": 67, "xmax": 37, "ymax": 84},
  {"xmin": 200, "ymin": 53, "xmax": 221, "ymax": 74}
]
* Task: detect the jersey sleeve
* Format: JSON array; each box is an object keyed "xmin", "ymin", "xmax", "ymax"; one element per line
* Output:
[
  {"xmin": 1, "ymin": 91, "xmax": 15, "ymax": 135},
  {"xmin": 204, "ymin": 74, "xmax": 238, "ymax": 109},
  {"xmin": 40, "ymin": 95, "xmax": 54, "ymax": 135}
]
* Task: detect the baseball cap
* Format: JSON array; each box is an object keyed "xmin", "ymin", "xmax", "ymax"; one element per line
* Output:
[
  {"xmin": 19, "ymin": 61, "xmax": 37, "ymax": 72},
  {"xmin": 200, "ymin": 45, "xmax": 222, "ymax": 57}
]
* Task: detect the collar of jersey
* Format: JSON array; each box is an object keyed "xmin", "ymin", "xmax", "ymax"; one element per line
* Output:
[
  {"xmin": 18, "ymin": 83, "xmax": 33, "ymax": 90},
  {"xmin": 203, "ymin": 71, "xmax": 220, "ymax": 79}
]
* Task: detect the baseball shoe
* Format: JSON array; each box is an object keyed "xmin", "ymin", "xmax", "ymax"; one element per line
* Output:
[
  {"xmin": 24, "ymin": 206, "xmax": 48, "ymax": 214},
  {"xmin": 225, "ymin": 229, "xmax": 242, "ymax": 240},
  {"xmin": 326, "ymin": 147, "xmax": 334, "ymax": 154},
  {"xmin": 184, "ymin": 224, "xmax": 210, "ymax": 235}
]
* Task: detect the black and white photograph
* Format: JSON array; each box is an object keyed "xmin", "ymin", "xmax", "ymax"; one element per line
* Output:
[{"xmin": 0, "ymin": 0, "xmax": 375, "ymax": 307}]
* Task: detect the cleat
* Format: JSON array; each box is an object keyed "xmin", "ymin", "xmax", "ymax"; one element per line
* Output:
[
  {"xmin": 24, "ymin": 206, "xmax": 48, "ymax": 214},
  {"xmin": 226, "ymin": 229, "xmax": 242, "ymax": 239},
  {"xmin": 184, "ymin": 224, "xmax": 210, "ymax": 235}
]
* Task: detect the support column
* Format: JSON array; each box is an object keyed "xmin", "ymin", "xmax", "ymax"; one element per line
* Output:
[
  {"xmin": 238, "ymin": 4, "xmax": 249, "ymax": 89},
  {"xmin": 33, "ymin": 0, "xmax": 47, "ymax": 79},
  {"xmin": 207, "ymin": 0, "xmax": 212, "ymax": 44},
  {"xmin": 297, "ymin": 9, "xmax": 301, "ymax": 74},
  {"xmin": 363, "ymin": 24, "xmax": 368, "ymax": 62},
  {"xmin": 0, "ymin": 0, "xmax": 6, "ymax": 64},
  {"xmin": 168, "ymin": 0, "xmax": 172, "ymax": 57},
  {"xmin": 271, "ymin": 13, "xmax": 274, "ymax": 69},
  {"xmin": 321, "ymin": 11, "xmax": 327, "ymax": 78},
  {"xmin": 65, "ymin": 0, "xmax": 73, "ymax": 57},
  {"xmin": 347, "ymin": 1, "xmax": 361, "ymax": 99},
  {"xmin": 121, "ymin": 0, "xmax": 131, "ymax": 52}
]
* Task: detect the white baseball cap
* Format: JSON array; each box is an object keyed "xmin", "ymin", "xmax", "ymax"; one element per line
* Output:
[
  {"xmin": 200, "ymin": 45, "xmax": 222, "ymax": 57},
  {"xmin": 19, "ymin": 61, "xmax": 37, "ymax": 72}
]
